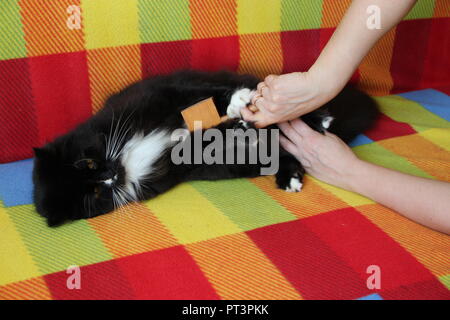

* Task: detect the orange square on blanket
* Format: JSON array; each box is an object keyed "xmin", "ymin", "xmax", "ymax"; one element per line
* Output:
[
  {"xmin": 87, "ymin": 45, "xmax": 142, "ymax": 113},
  {"xmin": 190, "ymin": 0, "xmax": 237, "ymax": 38},
  {"xmin": 19, "ymin": 0, "xmax": 85, "ymax": 56}
]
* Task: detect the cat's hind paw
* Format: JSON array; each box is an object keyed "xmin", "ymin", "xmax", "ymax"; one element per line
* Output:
[
  {"xmin": 276, "ymin": 174, "xmax": 303, "ymax": 193},
  {"xmin": 284, "ymin": 177, "xmax": 303, "ymax": 192},
  {"xmin": 321, "ymin": 116, "xmax": 334, "ymax": 129}
]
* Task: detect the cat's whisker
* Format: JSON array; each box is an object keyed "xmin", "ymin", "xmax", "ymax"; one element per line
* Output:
[
  {"xmin": 110, "ymin": 120, "xmax": 126, "ymax": 161},
  {"xmin": 112, "ymin": 189, "xmax": 121, "ymax": 207},
  {"xmin": 112, "ymin": 190, "xmax": 124, "ymax": 223},
  {"xmin": 114, "ymin": 185, "xmax": 135, "ymax": 219},
  {"xmin": 118, "ymin": 187, "xmax": 129, "ymax": 205},
  {"xmin": 113, "ymin": 186, "xmax": 126, "ymax": 208},
  {"xmin": 111, "ymin": 189, "xmax": 118, "ymax": 211},
  {"xmin": 101, "ymin": 133, "xmax": 109, "ymax": 160},
  {"xmin": 106, "ymin": 110, "xmax": 116, "ymax": 160},
  {"xmin": 109, "ymin": 110, "xmax": 125, "ymax": 160},
  {"xmin": 111, "ymin": 126, "xmax": 133, "ymax": 161},
  {"xmin": 133, "ymin": 182, "xmax": 144, "ymax": 200},
  {"xmin": 109, "ymin": 108, "xmax": 138, "ymax": 160}
]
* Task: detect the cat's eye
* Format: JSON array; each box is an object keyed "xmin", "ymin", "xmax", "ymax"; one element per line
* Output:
[
  {"xmin": 74, "ymin": 158, "xmax": 98, "ymax": 170},
  {"xmin": 86, "ymin": 159, "xmax": 96, "ymax": 170}
]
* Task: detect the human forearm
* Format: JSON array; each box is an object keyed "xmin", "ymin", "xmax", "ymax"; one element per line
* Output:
[
  {"xmin": 349, "ymin": 160, "xmax": 450, "ymax": 234},
  {"xmin": 243, "ymin": 0, "xmax": 417, "ymax": 127},
  {"xmin": 311, "ymin": 0, "xmax": 417, "ymax": 91},
  {"xmin": 279, "ymin": 120, "xmax": 450, "ymax": 234}
]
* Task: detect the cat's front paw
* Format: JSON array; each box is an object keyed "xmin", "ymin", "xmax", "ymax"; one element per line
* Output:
[{"xmin": 227, "ymin": 88, "xmax": 256, "ymax": 119}]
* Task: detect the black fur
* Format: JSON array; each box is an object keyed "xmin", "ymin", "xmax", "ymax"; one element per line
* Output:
[{"xmin": 32, "ymin": 70, "xmax": 378, "ymax": 226}]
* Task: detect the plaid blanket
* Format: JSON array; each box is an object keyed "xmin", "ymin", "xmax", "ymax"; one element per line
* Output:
[
  {"xmin": 0, "ymin": 0, "xmax": 449, "ymax": 163},
  {"xmin": 0, "ymin": 89, "xmax": 449, "ymax": 300},
  {"xmin": 0, "ymin": 0, "xmax": 449, "ymax": 300}
]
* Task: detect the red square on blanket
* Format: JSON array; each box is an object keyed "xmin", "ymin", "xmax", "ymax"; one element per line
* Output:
[
  {"xmin": 28, "ymin": 51, "xmax": 92, "ymax": 146},
  {"xmin": 364, "ymin": 113, "xmax": 416, "ymax": 141},
  {"xmin": 45, "ymin": 261, "xmax": 135, "ymax": 300},
  {"xmin": 301, "ymin": 208, "xmax": 438, "ymax": 292},
  {"xmin": 0, "ymin": 58, "xmax": 38, "ymax": 163},
  {"xmin": 380, "ymin": 278, "xmax": 450, "ymax": 300},
  {"xmin": 141, "ymin": 40, "xmax": 192, "ymax": 77},
  {"xmin": 390, "ymin": 19, "xmax": 432, "ymax": 93},
  {"xmin": 247, "ymin": 217, "xmax": 370, "ymax": 300},
  {"xmin": 282, "ymin": 29, "xmax": 321, "ymax": 73},
  {"xmin": 115, "ymin": 246, "xmax": 219, "ymax": 300},
  {"xmin": 191, "ymin": 36, "xmax": 239, "ymax": 72},
  {"xmin": 421, "ymin": 18, "xmax": 450, "ymax": 92}
]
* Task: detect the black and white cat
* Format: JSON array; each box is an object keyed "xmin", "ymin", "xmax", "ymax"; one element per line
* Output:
[{"xmin": 32, "ymin": 70, "xmax": 378, "ymax": 226}]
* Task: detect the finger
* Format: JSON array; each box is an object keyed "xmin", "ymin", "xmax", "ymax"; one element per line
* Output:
[
  {"xmin": 254, "ymin": 120, "xmax": 273, "ymax": 128},
  {"xmin": 289, "ymin": 118, "xmax": 317, "ymax": 138},
  {"xmin": 278, "ymin": 122, "xmax": 303, "ymax": 144},
  {"xmin": 324, "ymin": 130, "xmax": 338, "ymax": 139},
  {"xmin": 258, "ymin": 99, "xmax": 286, "ymax": 118},
  {"xmin": 242, "ymin": 111, "xmax": 273, "ymax": 128},
  {"xmin": 240, "ymin": 107, "xmax": 258, "ymax": 122},
  {"xmin": 254, "ymin": 96, "xmax": 271, "ymax": 115},
  {"xmin": 261, "ymin": 85, "xmax": 270, "ymax": 99},
  {"xmin": 257, "ymin": 82, "xmax": 266, "ymax": 93},
  {"xmin": 279, "ymin": 136, "xmax": 300, "ymax": 157},
  {"xmin": 240, "ymin": 108, "xmax": 271, "ymax": 127},
  {"xmin": 251, "ymin": 92, "xmax": 262, "ymax": 105},
  {"xmin": 265, "ymin": 75, "xmax": 277, "ymax": 86},
  {"xmin": 264, "ymin": 100, "xmax": 285, "ymax": 113}
]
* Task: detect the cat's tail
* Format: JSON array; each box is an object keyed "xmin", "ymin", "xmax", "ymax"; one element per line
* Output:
[{"xmin": 320, "ymin": 86, "xmax": 379, "ymax": 143}]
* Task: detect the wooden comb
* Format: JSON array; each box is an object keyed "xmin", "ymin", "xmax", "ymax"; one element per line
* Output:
[{"xmin": 181, "ymin": 97, "xmax": 258, "ymax": 131}]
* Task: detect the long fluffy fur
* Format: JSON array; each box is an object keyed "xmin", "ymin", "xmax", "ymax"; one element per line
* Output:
[{"xmin": 32, "ymin": 70, "xmax": 378, "ymax": 226}]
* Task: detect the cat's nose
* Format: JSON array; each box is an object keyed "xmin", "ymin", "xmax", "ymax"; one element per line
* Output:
[
  {"xmin": 100, "ymin": 174, "xmax": 118, "ymax": 187},
  {"xmin": 102, "ymin": 178, "xmax": 114, "ymax": 187}
]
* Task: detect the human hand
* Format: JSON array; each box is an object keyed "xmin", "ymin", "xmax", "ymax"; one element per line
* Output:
[
  {"xmin": 241, "ymin": 69, "xmax": 342, "ymax": 128},
  {"xmin": 278, "ymin": 119, "xmax": 362, "ymax": 191}
]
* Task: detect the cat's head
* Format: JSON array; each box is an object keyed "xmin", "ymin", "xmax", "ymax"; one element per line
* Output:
[{"xmin": 32, "ymin": 131, "xmax": 126, "ymax": 227}]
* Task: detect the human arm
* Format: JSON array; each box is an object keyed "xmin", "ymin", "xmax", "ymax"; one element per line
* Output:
[
  {"xmin": 278, "ymin": 119, "xmax": 450, "ymax": 235},
  {"xmin": 241, "ymin": 0, "xmax": 418, "ymax": 127}
]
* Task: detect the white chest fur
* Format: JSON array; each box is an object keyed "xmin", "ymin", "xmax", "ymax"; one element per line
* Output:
[{"xmin": 120, "ymin": 129, "xmax": 172, "ymax": 198}]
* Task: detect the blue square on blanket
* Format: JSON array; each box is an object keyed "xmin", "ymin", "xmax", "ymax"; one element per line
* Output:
[
  {"xmin": 349, "ymin": 134, "xmax": 374, "ymax": 148},
  {"xmin": 0, "ymin": 158, "xmax": 34, "ymax": 207},
  {"xmin": 357, "ymin": 293, "xmax": 383, "ymax": 300},
  {"xmin": 399, "ymin": 89, "xmax": 450, "ymax": 122}
]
